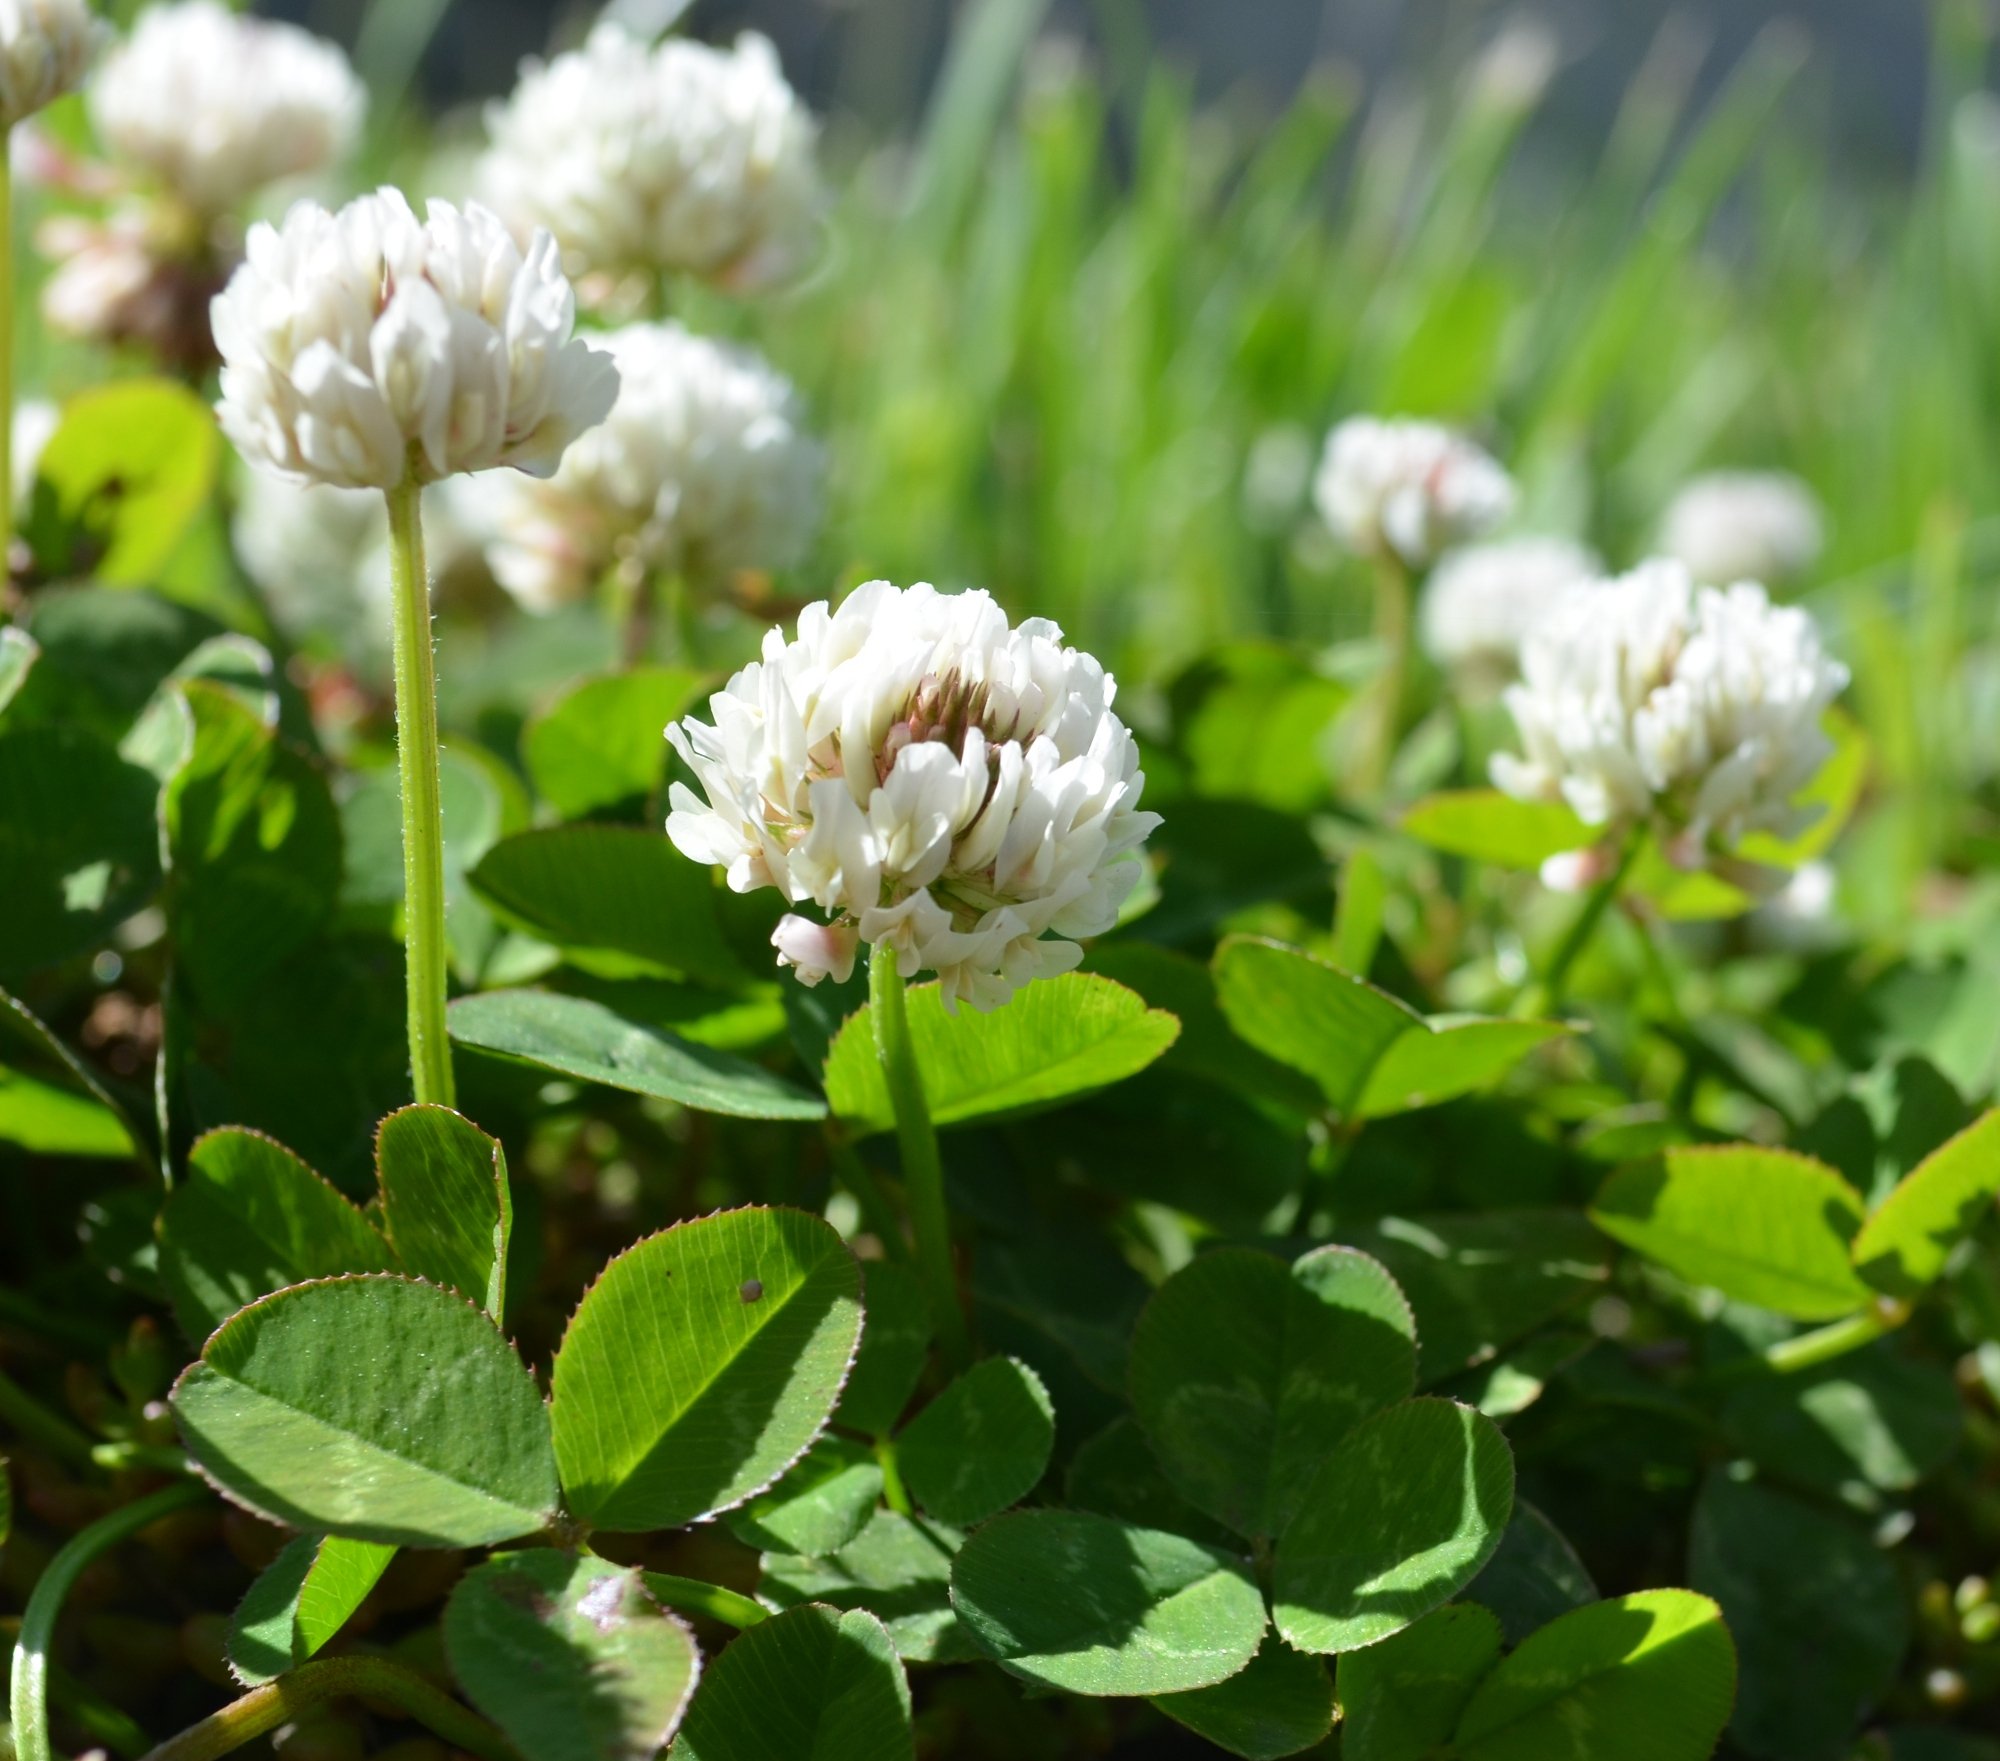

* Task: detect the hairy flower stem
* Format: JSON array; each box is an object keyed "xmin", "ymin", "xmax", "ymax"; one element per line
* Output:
[
  {"xmin": 1529, "ymin": 831, "xmax": 1645, "ymax": 1015},
  {"xmin": 385, "ymin": 480, "xmax": 455, "ymax": 1108},
  {"xmin": 869, "ymin": 948, "xmax": 972, "ymax": 1371},
  {"xmin": 137, "ymin": 1656, "xmax": 513, "ymax": 1761},
  {"xmin": 640, "ymin": 1571, "xmax": 767, "ymax": 1630},
  {"xmin": 1355, "ymin": 551, "xmax": 1413, "ymax": 796},
  {"xmin": 12, "ymin": 1480, "xmax": 209, "ymax": 1761}
]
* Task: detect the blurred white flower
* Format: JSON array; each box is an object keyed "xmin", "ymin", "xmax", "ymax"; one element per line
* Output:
[
  {"xmin": 667, "ymin": 582, "xmax": 1160, "ymax": 1011},
  {"xmin": 1314, "ymin": 416, "xmax": 1514, "ymax": 568},
  {"xmin": 1492, "ymin": 559, "xmax": 1848, "ymax": 881},
  {"xmin": 483, "ymin": 320, "xmax": 821, "ymax": 612},
  {"xmin": 479, "ymin": 24, "xmax": 821, "ymax": 297},
  {"xmin": 0, "ymin": 0, "xmax": 102, "ymax": 132},
  {"xmin": 89, "ymin": 2, "xmax": 363, "ymax": 217},
  {"xmin": 1660, "ymin": 471, "xmax": 1824, "ymax": 587},
  {"xmin": 232, "ymin": 469, "xmax": 488, "ymax": 655},
  {"xmin": 212, "ymin": 188, "xmax": 619, "ymax": 492},
  {"xmin": 38, "ymin": 203, "xmax": 231, "ymax": 370},
  {"xmin": 12, "ymin": 397, "xmax": 54, "ymax": 506},
  {"xmin": 1420, "ymin": 535, "xmax": 1599, "ymax": 678}
]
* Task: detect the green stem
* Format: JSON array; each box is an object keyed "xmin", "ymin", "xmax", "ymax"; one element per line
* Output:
[
  {"xmin": 1532, "ymin": 830, "xmax": 1645, "ymax": 1014},
  {"xmin": 822, "ymin": 1128, "xmax": 911, "ymax": 1262},
  {"xmin": 138, "ymin": 1656, "xmax": 513, "ymax": 1761},
  {"xmin": 0, "ymin": 1369, "xmax": 97, "ymax": 1469},
  {"xmin": 639, "ymin": 1572, "xmax": 767, "ymax": 1631},
  {"xmin": 868, "ymin": 948, "xmax": 971, "ymax": 1370},
  {"xmin": 1705, "ymin": 1304, "xmax": 1903, "ymax": 1389},
  {"xmin": 12, "ymin": 1480, "xmax": 208, "ymax": 1761},
  {"xmin": 384, "ymin": 481, "xmax": 454, "ymax": 1109},
  {"xmin": 1355, "ymin": 551, "xmax": 1413, "ymax": 796},
  {"xmin": 874, "ymin": 1437, "xmax": 913, "ymax": 1515}
]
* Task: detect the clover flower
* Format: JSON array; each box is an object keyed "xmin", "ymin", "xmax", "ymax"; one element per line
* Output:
[
  {"xmin": 0, "ymin": 0, "xmax": 101, "ymax": 132},
  {"xmin": 212, "ymin": 188, "xmax": 619, "ymax": 493},
  {"xmin": 482, "ymin": 320, "xmax": 821, "ymax": 613},
  {"xmin": 1420, "ymin": 536, "xmax": 1599, "ymax": 680},
  {"xmin": 479, "ymin": 24, "xmax": 821, "ymax": 300},
  {"xmin": 89, "ymin": 2, "xmax": 363, "ymax": 219},
  {"xmin": 1660, "ymin": 471, "xmax": 1824, "ymax": 587},
  {"xmin": 1314, "ymin": 417, "xmax": 1514, "ymax": 568},
  {"xmin": 667, "ymin": 583, "xmax": 1160, "ymax": 1011},
  {"xmin": 1492, "ymin": 560, "xmax": 1848, "ymax": 881}
]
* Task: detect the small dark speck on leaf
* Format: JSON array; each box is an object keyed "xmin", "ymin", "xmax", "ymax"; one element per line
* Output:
[{"xmin": 740, "ymin": 1280, "xmax": 764, "ymax": 1303}]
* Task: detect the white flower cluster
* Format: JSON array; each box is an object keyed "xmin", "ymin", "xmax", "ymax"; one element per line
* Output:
[
  {"xmin": 483, "ymin": 320, "xmax": 821, "ymax": 612},
  {"xmin": 213, "ymin": 188, "xmax": 619, "ymax": 493},
  {"xmin": 1493, "ymin": 559, "xmax": 1848, "ymax": 874},
  {"xmin": 89, "ymin": 2, "xmax": 364, "ymax": 218},
  {"xmin": 1314, "ymin": 417, "xmax": 1515, "ymax": 568},
  {"xmin": 667, "ymin": 583, "xmax": 1159, "ymax": 1011},
  {"xmin": 1661, "ymin": 470, "xmax": 1824, "ymax": 587},
  {"xmin": 0, "ymin": 0, "xmax": 101, "ymax": 133},
  {"xmin": 480, "ymin": 25, "xmax": 821, "ymax": 297},
  {"xmin": 1420, "ymin": 536, "xmax": 1599, "ymax": 678}
]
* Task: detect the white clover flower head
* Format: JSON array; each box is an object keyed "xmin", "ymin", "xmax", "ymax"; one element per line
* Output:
[
  {"xmin": 90, "ymin": 1, "xmax": 363, "ymax": 217},
  {"xmin": 0, "ymin": 0, "xmax": 103, "ymax": 132},
  {"xmin": 483, "ymin": 320, "xmax": 822, "ymax": 613},
  {"xmin": 667, "ymin": 583, "xmax": 1161, "ymax": 1012},
  {"xmin": 211, "ymin": 188, "xmax": 620, "ymax": 492},
  {"xmin": 1492, "ymin": 559, "xmax": 1849, "ymax": 881},
  {"xmin": 1660, "ymin": 471, "xmax": 1824, "ymax": 587},
  {"xmin": 1314, "ymin": 416, "xmax": 1515, "ymax": 568},
  {"xmin": 1420, "ymin": 535, "xmax": 1600, "ymax": 678},
  {"xmin": 479, "ymin": 24, "xmax": 821, "ymax": 298}
]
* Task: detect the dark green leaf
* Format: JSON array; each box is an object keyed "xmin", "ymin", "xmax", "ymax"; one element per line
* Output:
[
  {"xmin": 758, "ymin": 1510, "xmax": 972, "ymax": 1664},
  {"xmin": 1718, "ymin": 1340, "xmax": 1960, "ymax": 1499},
  {"xmin": 159, "ymin": 1127, "xmax": 398, "ymax": 1341},
  {"xmin": 675, "ymin": 1605, "xmax": 912, "ymax": 1761},
  {"xmin": 0, "ymin": 724, "xmax": 161, "ymax": 979},
  {"xmin": 822, "ymin": 973, "xmax": 1179, "ymax": 1139},
  {"xmin": 1337, "ymin": 1602, "xmax": 1504, "ymax": 1761},
  {"xmin": 1690, "ymin": 1473, "xmax": 1906, "ymax": 1761},
  {"xmin": 897, "ymin": 1356, "xmax": 1054, "ymax": 1526},
  {"xmin": 375, "ymin": 1105, "xmax": 511, "ymax": 1319},
  {"xmin": 1153, "ymin": 1632, "xmax": 1336, "ymax": 1759},
  {"xmin": 443, "ymin": 1549, "xmax": 699, "ymax": 1761},
  {"xmin": 950, "ymin": 1510, "xmax": 1266, "ymax": 1695},
  {"xmin": 171, "ymin": 1274, "xmax": 560, "ymax": 1547},
  {"xmin": 1464, "ymin": 1503, "xmax": 1598, "ymax": 1646},
  {"xmin": 1347, "ymin": 1211, "xmax": 1611, "ymax": 1383},
  {"xmin": 523, "ymin": 667, "xmax": 705, "ymax": 820},
  {"xmin": 1129, "ymin": 1246, "xmax": 1415, "ymax": 1539},
  {"xmin": 469, "ymin": 825, "xmax": 747, "ymax": 987},
  {"xmin": 724, "ymin": 1437, "xmax": 885, "ymax": 1556},
  {"xmin": 1064, "ymin": 1417, "xmax": 1234, "ymax": 1549},
  {"xmin": 834, "ymin": 1262, "xmax": 930, "ymax": 1438},
  {"xmin": 1591, "ymin": 1147, "xmax": 1872, "ymax": 1320},
  {"xmin": 550, "ymin": 1207, "xmax": 862, "ymax": 1531},
  {"xmin": 1272, "ymin": 1398, "xmax": 1514, "ymax": 1654},
  {"xmin": 163, "ymin": 682, "xmax": 341, "ymax": 1016},
  {"xmin": 449, "ymin": 989, "xmax": 826, "ymax": 1121},
  {"xmin": 228, "ymin": 1533, "xmax": 396, "ymax": 1686}
]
